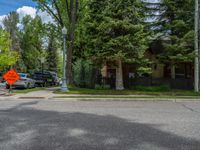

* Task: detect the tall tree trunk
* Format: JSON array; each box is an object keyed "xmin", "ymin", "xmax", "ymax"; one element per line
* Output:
[
  {"xmin": 171, "ymin": 63, "xmax": 175, "ymax": 79},
  {"xmin": 116, "ymin": 59, "xmax": 124, "ymax": 90},
  {"xmin": 66, "ymin": 39, "xmax": 73, "ymax": 85},
  {"xmin": 66, "ymin": 0, "xmax": 77, "ymax": 85},
  {"xmin": 169, "ymin": 12, "xmax": 175, "ymax": 80}
]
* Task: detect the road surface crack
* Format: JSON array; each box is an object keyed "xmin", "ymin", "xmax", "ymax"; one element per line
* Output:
[{"xmin": 178, "ymin": 102, "xmax": 200, "ymax": 114}]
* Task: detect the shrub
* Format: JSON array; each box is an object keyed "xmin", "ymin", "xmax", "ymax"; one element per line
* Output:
[
  {"xmin": 73, "ymin": 59, "xmax": 96, "ymax": 88},
  {"xmin": 95, "ymin": 84, "xmax": 111, "ymax": 90},
  {"xmin": 131, "ymin": 85, "xmax": 170, "ymax": 92}
]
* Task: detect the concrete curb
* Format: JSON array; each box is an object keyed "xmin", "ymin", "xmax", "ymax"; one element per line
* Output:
[
  {"xmin": 49, "ymin": 97, "xmax": 200, "ymax": 102},
  {"xmin": 1, "ymin": 89, "xmax": 200, "ymax": 102},
  {"xmin": 51, "ymin": 94, "xmax": 200, "ymax": 98}
]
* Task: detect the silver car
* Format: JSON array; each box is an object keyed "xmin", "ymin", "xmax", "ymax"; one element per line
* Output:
[{"xmin": 7, "ymin": 73, "xmax": 35, "ymax": 89}]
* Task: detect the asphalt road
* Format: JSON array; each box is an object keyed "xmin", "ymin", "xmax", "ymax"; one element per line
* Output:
[{"xmin": 0, "ymin": 99, "xmax": 200, "ymax": 150}]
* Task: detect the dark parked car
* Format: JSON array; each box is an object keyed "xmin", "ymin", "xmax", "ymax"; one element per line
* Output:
[
  {"xmin": 33, "ymin": 71, "xmax": 59, "ymax": 87},
  {"xmin": 49, "ymin": 71, "xmax": 60, "ymax": 85}
]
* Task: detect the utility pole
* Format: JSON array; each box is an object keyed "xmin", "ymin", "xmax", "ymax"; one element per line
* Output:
[{"xmin": 194, "ymin": 0, "xmax": 199, "ymax": 92}]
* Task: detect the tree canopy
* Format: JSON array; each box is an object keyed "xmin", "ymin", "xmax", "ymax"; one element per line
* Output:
[
  {"xmin": 84, "ymin": 0, "xmax": 151, "ymax": 89},
  {"xmin": 0, "ymin": 29, "xmax": 19, "ymax": 70}
]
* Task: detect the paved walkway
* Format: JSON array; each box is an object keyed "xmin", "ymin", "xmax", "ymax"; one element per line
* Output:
[
  {"xmin": 0, "ymin": 88, "xmax": 63, "ymax": 100},
  {"xmin": 0, "ymin": 90, "xmax": 152, "ymax": 100},
  {"xmin": 0, "ymin": 87, "xmax": 200, "ymax": 101}
]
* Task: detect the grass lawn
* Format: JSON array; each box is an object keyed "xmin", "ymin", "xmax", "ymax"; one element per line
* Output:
[
  {"xmin": 54, "ymin": 86, "xmax": 200, "ymax": 97},
  {"xmin": 13, "ymin": 87, "xmax": 45, "ymax": 94}
]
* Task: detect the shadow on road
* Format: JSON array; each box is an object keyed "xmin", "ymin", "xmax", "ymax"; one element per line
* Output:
[{"xmin": 0, "ymin": 102, "xmax": 199, "ymax": 150}]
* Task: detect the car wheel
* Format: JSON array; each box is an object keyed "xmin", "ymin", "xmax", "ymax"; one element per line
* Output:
[
  {"xmin": 26, "ymin": 83, "xmax": 30, "ymax": 89},
  {"xmin": 6, "ymin": 84, "xmax": 10, "ymax": 89},
  {"xmin": 32, "ymin": 83, "xmax": 35, "ymax": 88}
]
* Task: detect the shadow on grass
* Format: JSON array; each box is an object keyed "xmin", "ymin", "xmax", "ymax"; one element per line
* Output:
[{"xmin": 0, "ymin": 101, "xmax": 199, "ymax": 150}]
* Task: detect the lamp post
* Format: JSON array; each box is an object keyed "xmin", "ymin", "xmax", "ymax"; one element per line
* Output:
[
  {"xmin": 194, "ymin": 0, "xmax": 199, "ymax": 92},
  {"xmin": 40, "ymin": 57, "xmax": 45, "ymax": 74},
  {"xmin": 61, "ymin": 27, "xmax": 68, "ymax": 92}
]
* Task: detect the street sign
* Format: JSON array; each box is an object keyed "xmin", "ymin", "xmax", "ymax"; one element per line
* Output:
[{"xmin": 3, "ymin": 69, "xmax": 20, "ymax": 85}]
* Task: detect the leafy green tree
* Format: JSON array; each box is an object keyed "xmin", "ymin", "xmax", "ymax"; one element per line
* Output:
[
  {"xmin": 86, "ymin": 0, "xmax": 150, "ymax": 90},
  {"xmin": 33, "ymin": 0, "xmax": 80, "ymax": 84},
  {"xmin": 0, "ymin": 29, "xmax": 19, "ymax": 70},
  {"xmin": 3, "ymin": 11, "xmax": 20, "ymax": 51},
  {"xmin": 74, "ymin": 0, "xmax": 89, "ymax": 60},
  {"xmin": 2, "ymin": 11, "xmax": 23, "ymax": 70}
]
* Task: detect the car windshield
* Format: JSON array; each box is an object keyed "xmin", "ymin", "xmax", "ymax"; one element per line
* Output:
[
  {"xmin": 19, "ymin": 73, "xmax": 27, "ymax": 78},
  {"xmin": 34, "ymin": 72, "xmax": 52, "ymax": 79}
]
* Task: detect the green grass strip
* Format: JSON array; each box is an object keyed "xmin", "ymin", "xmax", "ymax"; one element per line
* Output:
[{"xmin": 54, "ymin": 87, "xmax": 200, "ymax": 97}]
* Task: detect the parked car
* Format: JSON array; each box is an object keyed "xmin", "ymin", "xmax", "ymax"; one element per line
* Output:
[
  {"xmin": 0, "ymin": 77, "xmax": 6, "ymax": 88},
  {"xmin": 33, "ymin": 71, "xmax": 59, "ymax": 87},
  {"xmin": 6, "ymin": 73, "xmax": 35, "ymax": 89},
  {"xmin": 0, "ymin": 77, "xmax": 3, "ymax": 83},
  {"xmin": 49, "ymin": 71, "xmax": 60, "ymax": 86}
]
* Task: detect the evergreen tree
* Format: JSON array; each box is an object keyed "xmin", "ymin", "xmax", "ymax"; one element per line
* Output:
[
  {"xmin": 156, "ymin": 0, "xmax": 194, "ymax": 79},
  {"xmin": 20, "ymin": 15, "xmax": 45, "ymax": 72},
  {"xmin": 86, "ymin": 0, "xmax": 150, "ymax": 90},
  {"xmin": 142, "ymin": 0, "xmax": 162, "ymax": 33},
  {"xmin": 46, "ymin": 25, "xmax": 59, "ymax": 72}
]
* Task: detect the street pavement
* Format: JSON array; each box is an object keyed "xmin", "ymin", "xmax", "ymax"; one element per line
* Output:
[{"xmin": 0, "ymin": 98, "xmax": 200, "ymax": 150}]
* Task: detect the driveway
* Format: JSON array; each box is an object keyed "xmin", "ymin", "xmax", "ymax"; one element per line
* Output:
[{"xmin": 0, "ymin": 99, "xmax": 200, "ymax": 150}]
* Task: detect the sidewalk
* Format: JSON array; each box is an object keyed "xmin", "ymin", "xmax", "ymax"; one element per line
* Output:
[{"xmin": 0, "ymin": 88, "xmax": 200, "ymax": 101}]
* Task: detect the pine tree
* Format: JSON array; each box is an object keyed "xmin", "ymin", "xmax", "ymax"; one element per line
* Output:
[
  {"xmin": 46, "ymin": 25, "xmax": 59, "ymax": 72},
  {"xmin": 20, "ymin": 15, "xmax": 45, "ymax": 72},
  {"xmin": 86, "ymin": 0, "xmax": 150, "ymax": 90},
  {"xmin": 156, "ymin": 0, "xmax": 194, "ymax": 79}
]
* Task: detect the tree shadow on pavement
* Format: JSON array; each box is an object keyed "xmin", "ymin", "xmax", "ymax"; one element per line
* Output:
[{"xmin": 0, "ymin": 101, "xmax": 199, "ymax": 150}]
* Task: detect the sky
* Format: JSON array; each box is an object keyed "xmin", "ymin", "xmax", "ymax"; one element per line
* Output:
[
  {"xmin": 0, "ymin": 0, "xmax": 36, "ymax": 15},
  {"xmin": 0, "ymin": 0, "xmax": 160, "ymax": 15},
  {"xmin": 0, "ymin": 0, "xmax": 53, "ymax": 26},
  {"xmin": 0, "ymin": 0, "xmax": 159, "ymax": 27}
]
